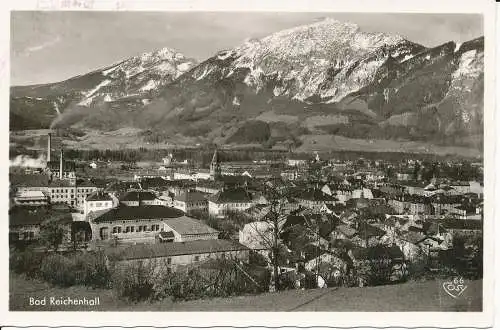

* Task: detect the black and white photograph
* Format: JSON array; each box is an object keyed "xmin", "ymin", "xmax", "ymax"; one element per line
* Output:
[{"xmin": 3, "ymin": 0, "xmax": 496, "ymax": 325}]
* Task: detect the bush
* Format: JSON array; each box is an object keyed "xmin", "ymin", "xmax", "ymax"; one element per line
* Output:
[
  {"xmin": 40, "ymin": 254, "xmax": 78, "ymax": 287},
  {"xmin": 73, "ymin": 251, "xmax": 111, "ymax": 288},
  {"xmin": 39, "ymin": 252, "xmax": 111, "ymax": 288},
  {"xmin": 152, "ymin": 259, "xmax": 271, "ymax": 302},
  {"xmin": 111, "ymin": 261, "xmax": 156, "ymax": 302},
  {"xmin": 10, "ymin": 249, "xmax": 43, "ymax": 278}
]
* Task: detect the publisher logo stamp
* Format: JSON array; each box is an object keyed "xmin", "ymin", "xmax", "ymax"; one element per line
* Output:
[{"xmin": 442, "ymin": 277, "xmax": 468, "ymax": 299}]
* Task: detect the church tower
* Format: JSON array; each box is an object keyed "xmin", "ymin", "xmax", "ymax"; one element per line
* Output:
[{"xmin": 210, "ymin": 148, "xmax": 221, "ymax": 181}]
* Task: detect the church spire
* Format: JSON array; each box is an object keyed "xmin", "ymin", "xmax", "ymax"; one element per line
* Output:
[{"xmin": 210, "ymin": 147, "xmax": 221, "ymax": 181}]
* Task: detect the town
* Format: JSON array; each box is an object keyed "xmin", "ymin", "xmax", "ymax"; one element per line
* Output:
[{"xmin": 9, "ymin": 132, "xmax": 484, "ymax": 303}]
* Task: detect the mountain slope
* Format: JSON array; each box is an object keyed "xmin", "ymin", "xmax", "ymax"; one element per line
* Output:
[
  {"xmin": 10, "ymin": 47, "xmax": 196, "ymax": 130},
  {"xmin": 10, "ymin": 19, "xmax": 484, "ymax": 153}
]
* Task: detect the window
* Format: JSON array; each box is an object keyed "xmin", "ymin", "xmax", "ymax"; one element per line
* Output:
[
  {"xmin": 137, "ymin": 226, "xmax": 142, "ymax": 232},
  {"xmin": 167, "ymin": 258, "xmax": 172, "ymax": 265},
  {"xmin": 130, "ymin": 226, "xmax": 135, "ymax": 233},
  {"xmin": 194, "ymin": 256, "xmax": 200, "ymax": 262},
  {"xmin": 125, "ymin": 226, "xmax": 130, "ymax": 233},
  {"xmin": 96, "ymin": 202, "xmax": 102, "ymax": 207}
]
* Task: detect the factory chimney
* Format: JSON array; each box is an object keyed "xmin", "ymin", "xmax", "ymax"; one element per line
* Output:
[
  {"xmin": 47, "ymin": 133, "xmax": 52, "ymax": 162},
  {"xmin": 59, "ymin": 149, "xmax": 63, "ymax": 180}
]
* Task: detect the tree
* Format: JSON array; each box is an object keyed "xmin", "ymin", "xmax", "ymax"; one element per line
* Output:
[
  {"xmin": 39, "ymin": 220, "xmax": 65, "ymax": 252},
  {"xmin": 244, "ymin": 185, "xmax": 310, "ymax": 292}
]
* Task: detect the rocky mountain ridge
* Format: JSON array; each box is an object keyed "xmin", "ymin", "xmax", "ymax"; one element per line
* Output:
[{"xmin": 10, "ymin": 18, "xmax": 484, "ymax": 153}]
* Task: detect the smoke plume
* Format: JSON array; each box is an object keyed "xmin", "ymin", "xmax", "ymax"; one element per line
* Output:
[{"xmin": 10, "ymin": 154, "xmax": 47, "ymax": 168}]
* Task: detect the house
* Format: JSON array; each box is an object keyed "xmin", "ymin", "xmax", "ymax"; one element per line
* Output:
[
  {"xmin": 429, "ymin": 194, "xmax": 464, "ymax": 216},
  {"xmin": 320, "ymin": 203, "xmax": 346, "ymax": 216},
  {"xmin": 449, "ymin": 181, "xmax": 471, "ymax": 194},
  {"xmin": 84, "ymin": 192, "xmax": 114, "ymax": 217},
  {"xmin": 139, "ymin": 177, "xmax": 171, "ymax": 192},
  {"xmin": 351, "ymin": 188, "xmax": 374, "ymax": 199},
  {"xmin": 281, "ymin": 169, "xmax": 300, "ymax": 181},
  {"xmin": 104, "ymin": 181, "xmax": 141, "ymax": 195},
  {"xmin": 321, "ymin": 184, "xmax": 334, "ymax": 196},
  {"xmin": 107, "ymin": 239, "xmax": 250, "ymax": 272},
  {"xmin": 89, "ymin": 205, "xmax": 185, "ymax": 242},
  {"xmin": 9, "ymin": 206, "xmax": 45, "ymax": 242},
  {"xmin": 48, "ymin": 179, "xmax": 100, "ymax": 210},
  {"xmin": 158, "ymin": 216, "xmax": 219, "ymax": 243},
  {"xmin": 14, "ymin": 190, "xmax": 49, "ymax": 206},
  {"xmin": 9, "ymin": 206, "xmax": 73, "ymax": 244},
  {"xmin": 394, "ymin": 231, "xmax": 428, "ymax": 262},
  {"xmin": 335, "ymin": 185, "xmax": 353, "ymax": 204},
  {"xmin": 239, "ymin": 221, "xmax": 275, "ymax": 251},
  {"xmin": 469, "ymin": 181, "xmax": 483, "ymax": 198},
  {"xmin": 438, "ymin": 219, "xmax": 482, "ymax": 238},
  {"xmin": 348, "ymin": 245, "xmax": 406, "ymax": 283},
  {"xmin": 74, "ymin": 180, "xmax": 101, "ymax": 210},
  {"xmin": 402, "ymin": 182, "xmax": 429, "ymax": 196},
  {"xmin": 352, "ymin": 222, "xmax": 386, "ymax": 248},
  {"xmin": 195, "ymin": 180, "xmax": 224, "ymax": 195},
  {"xmin": 119, "ymin": 190, "xmax": 158, "ymax": 206},
  {"xmin": 388, "ymin": 195, "xmax": 432, "ymax": 215},
  {"xmin": 166, "ymin": 180, "xmax": 195, "ymax": 197},
  {"xmin": 10, "ymin": 173, "xmax": 50, "ymax": 195},
  {"xmin": 172, "ymin": 191, "xmax": 208, "ymax": 214},
  {"xmin": 287, "ymin": 158, "xmax": 308, "ymax": 167},
  {"xmin": 208, "ymin": 187, "xmax": 254, "ymax": 218},
  {"xmin": 295, "ymin": 188, "xmax": 337, "ymax": 211},
  {"xmin": 304, "ymin": 252, "xmax": 348, "ymax": 274},
  {"xmin": 332, "ymin": 224, "xmax": 358, "ymax": 240},
  {"xmin": 396, "ymin": 171, "xmax": 412, "ymax": 181}
]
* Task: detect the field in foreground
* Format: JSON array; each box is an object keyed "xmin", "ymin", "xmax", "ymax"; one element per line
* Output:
[{"xmin": 10, "ymin": 273, "xmax": 482, "ymax": 312}]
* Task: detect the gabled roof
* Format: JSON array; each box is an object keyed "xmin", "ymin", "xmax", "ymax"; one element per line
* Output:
[
  {"xmin": 91, "ymin": 205, "xmax": 184, "ymax": 223},
  {"xmin": 351, "ymin": 245, "xmax": 404, "ymax": 261},
  {"xmin": 48, "ymin": 179, "xmax": 75, "ymax": 188},
  {"xmin": 175, "ymin": 191, "xmax": 207, "ymax": 203},
  {"xmin": 86, "ymin": 192, "xmax": 113, "ymax": 202},
  {"xmin": 164, "ymin": 216, "xmax": 219, "ymax": 235},
  {"xmin": 356, "ymin": 223, "xmax": 386, "ymax": 240},
  {"xmin": 336, "ymin": 224, "xmax": 358, "ymax": 238},
  {"xmin": 120, "ymin": 190, "xmax": 157, "ymax": 202},
  {"xmin": 297, "ymin": 188, "xmax": 336, "ymax": 202},
  {"xmin": 401, "ymin": 231, "xmax": 427, "ymax": 244},
  {"xmin": 106, "ymin": 239, "xmax": 249, "ymax": 261},
  {"xmin": 209, "ymin": 187, "xmax": 253, "ymax": 203},
  {"xmin": 140, "ymin": 177, "xmax": 171, "ymax": 190}
]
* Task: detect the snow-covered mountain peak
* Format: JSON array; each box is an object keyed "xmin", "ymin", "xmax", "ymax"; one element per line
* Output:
[
  {"xmin": 234, "ymin": 18, "xmax": 408, "ymax": 61},
  {"xmin": 190, "ymin": 18, "xmax": 423, "ymax": 103},
  {"xmin": 70, "ymin": 47, "xmax": 197, "ymax": 106}
]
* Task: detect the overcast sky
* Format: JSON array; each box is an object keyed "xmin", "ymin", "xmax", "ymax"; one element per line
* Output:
[{"xmin": 11, "ymin": 12, "xmax": 483, "ymax": 86}]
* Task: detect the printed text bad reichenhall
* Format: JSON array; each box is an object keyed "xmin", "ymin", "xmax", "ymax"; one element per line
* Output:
[{"xmin": 29, "ymin": 296, "xmax": 100, "ymax": 306}]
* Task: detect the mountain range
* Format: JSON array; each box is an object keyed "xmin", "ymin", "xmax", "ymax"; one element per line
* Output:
[{"xmin": 10, "ymin": 18, "xmax": 484, "ymax": 154}]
